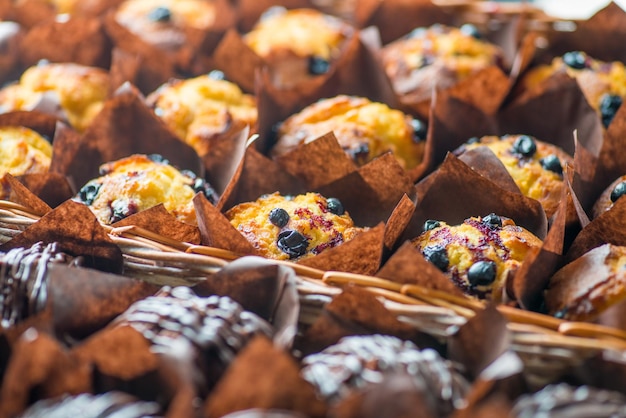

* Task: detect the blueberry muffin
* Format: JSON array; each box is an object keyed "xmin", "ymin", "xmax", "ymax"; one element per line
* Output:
[
  {"xmin": 0, "ymin": 126, "xmax": 52, "ymax": 178},
  {"xmin": 114, "ymin": 0, "xmax": 216, "ymax": 52},
  {"xmin": 381, "ymin": 24, "xmax": 505, "ymax": 105},
  {"xmin": 0, "ymin": 62, "xmax": 109, "ymax": 132},
  {"xmin": 225, "ymin": 192, "xmax": 364, "ymax": 261},
  {"xmin": 411, "ymin": 214, "xmax": 543, "ymax": 301},
  {"xmin": 244, "ymin": 8, "xmax": 353, "ymax": 85},
  {"xmin": 592, "ymin": 175, "xmax": 626, "ymax": 219},
  {"xmin": 546, "ymin": 244, "xmax": 626, "ymax": 321},
  {"xmin": 75, "ymin": 154, "xmax": 217, "ymax": 225},
  {"xmin": 518, "ymin": 51, "xmax": 626, "ymax": 127},
  {"xmin": 456, "ymin": 135, "xmax": 572, "ymax": 218},
  {"xmin": 271, "ymin": 95, "xmax": 427, "ymax": 170},
  {"xmin": 148, "ymin": 72, "xmax": 257, "ymax": 155}
]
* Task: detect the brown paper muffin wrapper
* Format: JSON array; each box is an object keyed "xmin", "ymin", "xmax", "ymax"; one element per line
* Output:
[
  {"xmin": 405, "ymin": 153, "xmax": 547, "ymax": 241},
  {"xmin": 0, "ymin": 199, "xmax": 124, "ymax": 273},
  {"xmin": 51, "ymin": 84, "xmax": 203, "ymax": 189},
  {"xmin": 195, "ymin": 139, "xmax": 417, "ymax": 274},
  {"xmin": 354, "ymin": 0, "xmax": 454, "ymax": 44},
  {"xmin": 193, "ymin": 256, "xmax": 300, "ymax": 348},
  {"xmin": 565, "ymin": 350, "xmax": 626, "ymax": 396},
  {"xmin": 10, "ymin": 0, "xmax": 55, "ymax": 29},
  {"xmin": 0, "ymin": 173, "xmax": 52, "ymax": 216},
  {"xmin": 0, "ymin": 329, "xmax": 91, "ymax": 418},
  {"xmin": 205, "ymin": 335, "xmax": 327, "ymax": 418},
  {"xmin": 111, "ymin": 204, "xmax": 201, "ymax": 244},
  {"xmin": 298, "ymin": 284, "xmax": 436, "ymax": 356},
  {"xmin": 0, "ymin": 20, "xmax": 21, "ymax": 85},
  {"xmin": 18, "ymin": 16, "xmax": 112, "ymax": 69},
  {"xmin": 541, "ymin": 2, "xmax": 626, "ymax": 64}
]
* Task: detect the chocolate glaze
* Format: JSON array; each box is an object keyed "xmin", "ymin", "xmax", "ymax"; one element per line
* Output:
[
  {"xmin": 18, "ymin": 391, "xmax": 162, "ymax": 417},
  {"xmin": 300, "ymin": 334, "xmax": 468, "ymax": 415},
  {"xmin": 0, "ymin": 242, "xmax": 73, "ymax": 329},
  {"xmin": 512, "ymin": 383, "xmax": 626, "ymax": 418}
]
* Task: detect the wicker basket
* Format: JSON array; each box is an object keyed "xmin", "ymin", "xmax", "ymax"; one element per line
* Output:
[{"xmin": 0, "ymin": 199, "xmax": 623, "ymax": 388}]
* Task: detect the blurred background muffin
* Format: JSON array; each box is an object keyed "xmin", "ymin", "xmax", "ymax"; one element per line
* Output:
[
  {"xmin": 0, "ymin": 126, "xmax": 52, "ymax": 198},
  {"xmin": 114, "ymin": 0, "xmax": 217, "ymax": 52},
  {"xmin": 74, "ymin": 154, "xmax": 217, "ymax": 225},
  {"xmin": 546, "ymin": 243, "xmax": 626, "ymax": 321},
  {"xmin": 411, "ymin": 214, "xmax": 543, "ymax": 301},
  {"xmin": 381, "ymin": 24, "xmax": 505, "ymax": 109},
  {"xmin": 455, "ymin": 134, "xmax": 572, "ymax": 218},
  {"xmin": 243, "ymin": 7, "xmax": 354, "ymax": 87},
  {"xmin": 517, "ymin": 51, "xmax": 626, "ymax": 127},
  {"xmin": 0, "ymin": 62, "xmax": 109, "ymax": 132},
  {"xmin": 148, "ymin": 71, "xmax": 257, "ymax": 156},
  {"xmin": 225, "ymin": 192, "xmax": 364, "ymax": 261},
  {"xmin": 271, "ymin": 95, "xmax": 427, "ymax": 170}
]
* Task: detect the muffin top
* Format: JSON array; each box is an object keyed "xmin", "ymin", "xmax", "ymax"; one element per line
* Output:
[
  {"xmin": 149, "ymin": 73, "xmax": 257, "ymax": 155},
  {"xmin": 244, "ymin": 8, "xmax": 352, "ymax": 62},
  {"xmin": 272, "ymin": 95, "xmax": 426, "ymax": 170},
  {"xmin": 0, "ymin": 63, "xmax": 109, "ymax": 132},
  {"xmin": 381, "ymin": 24, "xmax": 504, "ymax": 100},
  {"xmin": 75, "ymin": 154, "xmax": 216, "ymax": 225},
  {"xmin": 411, "ymin": 214, "xmax": 543, "ymax": 301},
  {"xmin": 519, "ymin": 51, "xmax": 626, "ymax": 127},
  {"xmin": 115, "ymin": 0, "xmax": 216, "ymax": 50},
  {"xmin": 457, "ymin": 135, "xmax": 572, "ymax": 218},
  {"xmin": 592, "ymin": 175, "xmax": 626, "ymax": 219},
  {"xmin": 0, "ymin": 126, "xmax": 52, "ymax": 178},
  {"xmin": 546, "ymin": 244, "xmax": 626, "ymax": 321},
  {"xmin": 225, "ymin": 192, "xmax": 363, "ymax": 261}
]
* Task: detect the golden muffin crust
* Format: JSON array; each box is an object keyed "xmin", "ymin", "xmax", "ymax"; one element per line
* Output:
[
  {"xmin": 519, "ymin": 51, "xmax": 626, "ymax": 127},
  {"xmin": 546, "ymin": 244, "xmax": 626, "ymax": 321},
  {"xmin": 381, "ymin": 24, "xmax": 504, "ymax": 103},
  {"xmin": 244, "ymin": 8, "xmax": 351, "ymax": 61},
  {"xmin": 458, "ymin": 135, "xmax": 572, "ymax": 218},
  {"xmin": 225, "ymin": 192, "xmax": 364, "ymax": 261},
  {"xmin": 75, "ymin": 154, "xmax": 216, "ymax": 225},
  {"xmin": 411, "ymin": 214, "xmax": 543, "ymax": 301},
  {"xmin": 0, "ymin": 63, "xmax": 109, "ymax": 132},
  {"xmin": 272, "ymin": 95, "xmax": 426, "ymax": 170},
  {"xmin": 149, "ymin": 73, "xmax": 257, "ymax": 155},
  {"xmin": 0, "ymin": 126, "xmax": 51, "ymax": 177},
  {"xmin": 115, "ymin": 0, "xmax": 216, "ymax": 51},
  {"xmin": 592, "ymin": 175, "xmax": 626, "ymax": 219}
]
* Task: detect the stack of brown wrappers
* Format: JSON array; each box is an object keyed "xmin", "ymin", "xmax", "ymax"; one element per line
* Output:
[{"xmin": 2, "ymin": 0, "xmax": 626, "ymax": 416}]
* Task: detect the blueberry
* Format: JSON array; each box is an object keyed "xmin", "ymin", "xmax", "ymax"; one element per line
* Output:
[
  {"xmin": 192, "ymin": 178, "xmax": 218, "ymax": 204},
  {"xmin": 408, "ymin": 27, "xmax": 427, "ymax": 39},
  {"xmin": 610, "ymin": 181, "xmax": 626, "ymax": 203},
  {"xmin": 326, "ymin": 198, "xmax": 344, "ymax": 216},
  {"xmin": 110, "ymin": 200, "xmax": 138, "ymax": 223},
  {"xmin": 482, "ymin": 213, "xmax": 502, "ymax": 229},
  {"xmin": 467, "ymin": 260, "xmax": 497, "ymax": 287},
  {"xmin": 180, "ymin": 169, "xmax": 197, "ymax": 180},
  {"xmin": 466, "ymin": 136, "xmax": 480, "ymax": 144},
  {"xmin": 600, "ymin": 94, "xmax": 622, "ymax": 128},
  {"xmin": 277, "ymin": 230, "xmax": 309, "ymax": 259},
  {"xmin": 208, "ymin": 70, "xmax": 226, "ymax": 81},
  {"xmin": 540, "ymin": 154, "xmax": 563, "ymax": 175},
  {"xmin": 554, "ymin": 308, "xmax": 568, "ymax": 319},
  {"xmin": 148, "ymin": 6, "xmax": 172, "ymax": 23},
  {"xmin": 347, "ymin": 143, "xmax": 370, "ymax": 165},
  {"xmin": 423, "ymin": 245, "xmax": 449, "ymax": 272},
  {"xmin": 423, "ymin": 220, "xmax": 441, "ymax": 232},
  {"xmin": 269, "ymin": 208, "xmax": 289, "ymax": 227},
  {"xmin": 562, "ymin": 51, "xmax": 587, "ymax": 70},
  {"xmin": 77, "ymin": 182, "xmax": 101, "ymax": 206},
  {"xmin": 148, "ymin": 154, "xmax": 169, "ymax": 165},
  {"xmin": 308, "ymin": 56, "xmax": 330, "ymax": 75},
  {"xmin": 512, "ymin": 135, "xmax": 537, "ymax": 158},
  {"xmin": 460, "ymin": 23, "xmax": 482, "ymax": 39},
  {"xmin": 411, "ymin": 118, "xmax": 427, "ymax": 143}
]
